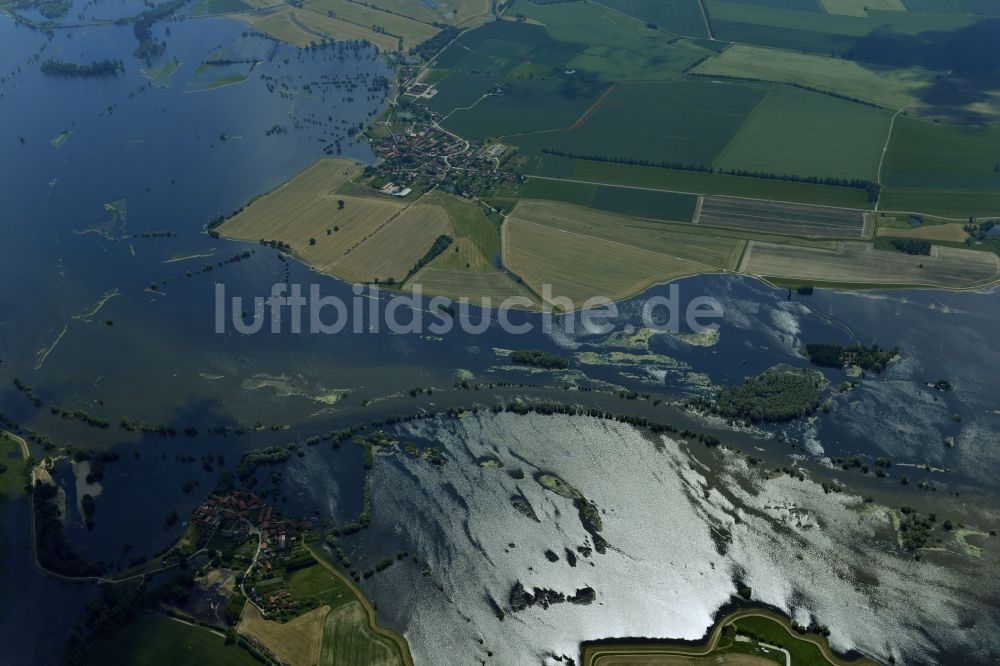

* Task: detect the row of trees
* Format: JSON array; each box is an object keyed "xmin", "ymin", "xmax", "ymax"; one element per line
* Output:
[
  {"xmin": 40, "ymin": 58, "xmax": 123, "ymax": 77},
  {"xmin": 539, "ymin": 148, "xmax": 882, "ymax": 201}
]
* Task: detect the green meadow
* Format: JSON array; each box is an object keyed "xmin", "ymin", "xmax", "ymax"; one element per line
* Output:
[
  {"xmin": 0, "ymin": 434, "xmax": 26, "ymax": 501},
  {"xmin": 706, "ymin": 0, "xmax": 975, "ymax": 54},
  {"xmin": 520, "ymin": 178, "xmax": 698, "ymax": 221},
  {"xmin": 510, "ymin": 79, "xmax": 764, "ymax": 165},
  {"xmin": 423, "ymin": 72, "xmax": 499, "ymax": 115},
  {"xmin": 715, "ymin": 85, "xmax": 893, "ymax": 180},
  {"xmin": 443, "ymin": 78, "xmax": 609, "ymax": 138},
  {"xmin": 882, "ymin": 116, "xmax": 1000, "ymax": 189},
  {"xmin": 594, "ymin": 0, "xmax": 710, "ymax": 37},
  {"xmin": 508, "ymin": 0, "xmax": 715, "ymax": 80},
  {"xmin": 85, "ymin": 614, "xmax": 259, "ymax": 666}
]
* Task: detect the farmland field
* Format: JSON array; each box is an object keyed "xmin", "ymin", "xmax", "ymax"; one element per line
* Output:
[
  {"xmin": 740, "ymin": 239, "xmax": 999, "ymax": 287},
  {"xmin": 881, "ymin": 116, "xmax": 1000, "ymax": 189},
  {"xmin": 222, "ymin": 193, "xmax": 405, "ymax": 271},
  {"xmin": 876, "ymin": 220, "xmax": 970, "ymax": 242},
  {"xmin": 581, "ymin": 608, "xmax": 882, "ymax": 666},
  {"xmin": 240, "ymin": 604, "xmax": 328, "ymax": 666},
  {"xmin": 698, "ymin": 196, "xmax": 868, "ymax": 238},
  {"xmin": 706, "ymin": 0, "xmax": 974, "ymax": 54},
  {"xmin": 878, "ymin": 188, "xmax": 1000, "ymax": 218},
  {"xmin": 409, "ymin": 267, "xmax": 539, "ymax": 307},
  {"xmin": 432, "ymin": 20, "xmax": 577, "ymax": 76},
  {"xmin": 85, "ymin": 614, "xmax": 259, "ymax": 666},
  {"xmin": 568, "ymin": 160, "xmax": 873, "ymax": 208},
  {"xmin": 503, "ymin": 217, "xmax": 716, "ymax": 304},
  {"xmin": 714, "ymin": 85, "xmax": 893, "ymax": 180},
  {"xmin": 520, "ymin": 178, "xmax": 598, "ymax": 208},
  {"xmin": 506, "ymin": 0, "xmax": 715, "ymax": 81},
  {"xmin": 443, "ymin": 78, "xmax": 610, "ymax": 138},
  {"xmin": 0, "ymin": 433, "xmax": 26, "ymax": 500},
  {"xmin": 511, "ymin": 79, "xmax": 765, "ymax": 166},
  {"xmin": 423, "ymin": 72, "xmax": 499, "ymax": 115},
  {"xmin": 422, "ymin": 190, "xmax": 499, "ymax": 266},
  {"xmin": 521, "ymin": 178, "xmax": 698, "ymax": 221},
  {"xmin": 593, "ymin": 0, "xmax": 709, "ymax": 37},
  {"xmin": 507, "ymin": 200, "xmax": 745, "ymax": 269},
  {"xmin": 354, "ymin": 0, "xmax": 490, "ymax": 26},
  {"xmin": 331, "ymin": 202, "xmax": 452, "ymax": 283},
  {"xmin": 899, "ymin": 0, "xmax": 962, "ymax": 10},
  {"xmin": 237, "ymin": 4, "xmax": 402, "ymax": 51},
  {"xmin": 306, "ymin": 0, "xmax": 439, "ymax": 50},
  {"xmin": 216, "ymin": 158, "xmax": 420, "ymax": 281},
  {"xmin": 691, "ymin": 44, "xmax": 934, "ymax": 110},
  {"xmin": 819, "ymin": 0, "xmax": 906, "ymax": 16},
  {"xmin": 320, "ymin": 601, "xmax": 407, "ymax": 666},
  {"xmin": 590, "ymin": 185, "xmax": 697, "ymax": 221},
  {"xmin": 503, "ymin": 200, "xmax": 746, "ymax": 302}
]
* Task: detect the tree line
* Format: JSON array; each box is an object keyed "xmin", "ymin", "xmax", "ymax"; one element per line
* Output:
[
  {"xmin": 540, "ymin": 148, "xmax": 882, "ymax": 201},
  {"xmin": 40, "ymin": 58, "xmax": 123, "ymax": 77}
]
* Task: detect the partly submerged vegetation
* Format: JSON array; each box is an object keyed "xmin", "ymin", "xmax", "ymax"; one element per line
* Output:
[
  {"xmin": 40, "ymin": 59, "xmax": 124, "ymax": 77},
  {"xmin": 805, "ymin": 343, "xmax": 898, "ymax": 373},
  {"xmin": 509, "ymin": 349, "xmax": 570, "ymax": 370},
  {"xmin": 690, "ymin": 366, "xmax": 825, "ymax": 423}
]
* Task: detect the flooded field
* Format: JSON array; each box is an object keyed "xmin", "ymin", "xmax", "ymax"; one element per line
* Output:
[{"xmin": 2, "ymin": 5, "xmax": 999, "ymax": 664}]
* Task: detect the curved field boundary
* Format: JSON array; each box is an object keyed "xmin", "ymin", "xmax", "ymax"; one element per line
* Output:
[
  {"xmin": 304, "ymin": 542, "xmax": 414, "ymax": 666},
  {"xmin": 581, "ymin": 608, "xmax": 881, "ymax": 666}
]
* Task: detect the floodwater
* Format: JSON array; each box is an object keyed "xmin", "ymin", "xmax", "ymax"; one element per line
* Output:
[{"xmin": 1, "ymin": 7, "xmax": 999, "ymax": 665}]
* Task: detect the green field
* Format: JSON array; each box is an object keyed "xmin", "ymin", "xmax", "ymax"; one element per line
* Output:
[
  {"xmin": 899, "ymin": 0, "xmax": 962, "ymax": 10},
  {"xmin": 692, "ymin": 43, "xmax": 935, "ymax": 110},
  {"xmin": 594, "ymin": 0, "xmax": 709, "ymax": 37},
  {"xmin": 287, "ymin": 561, "xmax": 355, "ymax": 612},
  {"xmin": 444, "ymin": 78, "xmax": 609, "ymax": 138},
  {"xmin": 0, "ymin": 434, "xmax": 26, "ymax": 501},
  {"xmin": 85, "ymin": 614, "xmax": 259, "ymax": 666},
  {"xmin": 432, "ymin": 20, "xmax": 575, "ymax": 75},
  {"xmin": 512, "ymin": 79, "xmax": 765, "ymax": 165},
  {"xmin": 582, "ymin": 609, "xmax": 881, "ymax": 666},
  {"xmin": 508, "ymin": 0, "xmax": 714, "ymax": 80},
  {"xmin": 878, "ymin": 188, "xmax": 1000, "ymax": 218},
  {"xmin": 423, "ymin": 72, "xmax": 499, "ymax": 115},
  {"xmin": 706, "ymin": 0, "xmax": 974, "ymax": 54},
  {"xmin": 715, "ymin": 85, "xmax": 893, "ymax": 180},
  {"xmin": 521, "ymin": 178, "xmax": 598, "ymax": 207},
  {"xmin": 567, "ymin": 160, "xmax": 873, "ymax": 208},
  {"xmin": 189, "ymin": 0, "xmax": 251, "ymax": 14},
  {"xmin": 732, "ymin": 616, "xmax": 841, "ymax": 665},
  {"xmin": 882, "ymin": 116, "xmax": 1000, "ymax": 189},
  {"xmin": 320, "ymin": 601, "xmax": 404, "ymax": 666},
  {"xmin": 424, "ymin": 190, "xmax": 500, "ymax": 261},
  {"xmin": 521, "ymin": 178, "xmax": 697, "ymax": 221}
]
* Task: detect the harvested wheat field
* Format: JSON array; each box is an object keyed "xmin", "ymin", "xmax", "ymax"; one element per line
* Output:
[
  {"xmin": 239, "ymin": 603, "xmax": 328, "ymax": 666},
  {"xmin": 217, "ymin": 158, "xmax": 424, "ymax": 280},
  {"xmin": 503, "ymin": 218, "xmax": 716, "ymax": 306},
  {"xmin": 408, "ymin": 266, "xmax": 539, "ymax": 308},
  {"xmin": 330, "ymin": 203, "xmax": 452, "ymax": 283},
  {"xmin": 740, "ymin": 240, "xmax": 999, "ymax": 288},
  {"xmin": 502, "ymin": 200, "xmax": 744, "ymax": 305},
  {"xmin": 876, "ymin": 223, "xmax": 970, "ymax": 243},
  {"xmin": 508, "ymin": 200, "xmax": 745, "ymax": 270}
]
